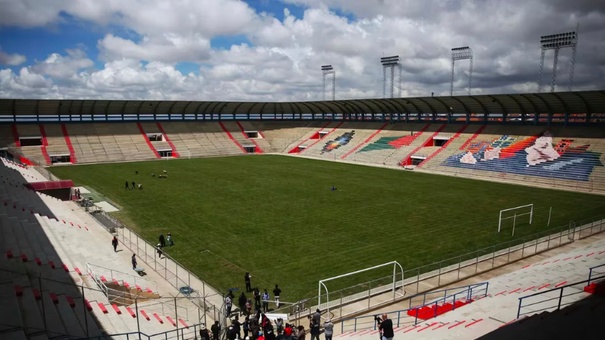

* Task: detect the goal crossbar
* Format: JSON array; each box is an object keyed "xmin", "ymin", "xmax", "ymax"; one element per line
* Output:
[
  {"xmin": 498, "ymin": 203, "xmax": 533, "ymax": 233},
  {"xmin": 318, "ymin": 261, "xmax": 404, "ymax": 310}
]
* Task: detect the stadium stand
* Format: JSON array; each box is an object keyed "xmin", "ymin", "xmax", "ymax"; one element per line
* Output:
[
  {"xmin": 248, "ymin": 121, "xmax": 318, "ymax": 153},
  {"xmin": 419, "ymin": 125, "xmax": 605, "ymax": 193},
  {"xmin": 160, "ymin": 121, "xmax": 245, "ymax": 157},
  {"xmin": 42, "ymin": 124, "xmax": 73, "ymax": 163},
  {"xmin": 0, "ymin": 157, "xmax": 211, "ymax": 338},
  {"xmin": 335, "ymin": 234, "xmax": 605, "ymax": 339},
  {"xmin": 299, "ymin": 122, "xmax": 387, "ymax": 160}
]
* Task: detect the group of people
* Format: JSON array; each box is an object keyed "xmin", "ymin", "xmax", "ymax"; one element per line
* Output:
[
  {"xmin": 205, "ymin": 309, "xmax": 334, "ymax": 340},
  {"xmin": 225, "ymin": 273, "xmax": 282, "ymax": 317},
  {"xmin": 124, "ymin": 180, "xmax": 142, "ymax": 190},
  {"xmin": 156, "ymin": 233, "xmax": 174, "ymax": 258}
]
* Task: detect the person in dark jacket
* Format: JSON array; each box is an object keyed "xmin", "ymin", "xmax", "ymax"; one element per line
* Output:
[
  {"xmin": 211, "ymin": 321, "xmax": 221, "ymax": 340},
  {"xmin": 239, "ymin": 292, "xmax": 248, "ymax": 316},
  {"xmin": 309, "ymin": 319, "xmax": 320, "ymax": 340},
  {"xmin": 112, "ymin": 236, "xmax": 118, "ymax": 252},
  {"xmin": 378, "ymin": 314, "xmax": 393, "ymax": 340},
  {"xmin": 245, "ymin": 272, "xmax": 252, "ymax": 292},
  {"xmin": 253, "ymin": 288, "xmax": 261, "ymax": 311},
  {"xmin": 200, "ymin": 325, "xmax": 211, "ymax": 340}
]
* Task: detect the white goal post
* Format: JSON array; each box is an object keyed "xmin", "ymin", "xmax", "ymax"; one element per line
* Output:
[
  {"xmin": 318, "ymin": 261, "xmax": 404, "ymax": 312},
  {"xmin": 498, "ymin": 203, "xmax": 533, "ymax": 236}
]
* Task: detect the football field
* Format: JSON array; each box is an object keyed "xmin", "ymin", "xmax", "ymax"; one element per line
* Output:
[{"xmin": 49, "ymin": 155, "xmax": 605, "ymax": 303}]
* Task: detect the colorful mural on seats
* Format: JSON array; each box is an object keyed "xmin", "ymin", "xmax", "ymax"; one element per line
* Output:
[
  {"xmin": 358, "ymin": 133, "xmax": 418, "ymax": 153},
  {"xmin": 441, "ymin": 131, "xmax": 603, "ymax": 181},
  {"xmin": 321, "ymin": 131, "xmax": 355, "ymax": 153}
]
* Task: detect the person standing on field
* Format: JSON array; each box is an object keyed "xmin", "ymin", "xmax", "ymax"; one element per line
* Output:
[
  {"xmin": 262, "ymin": 289, "xmax": 270, "ymax": 312},
  {"xmin": 245, "ymin": 272, "xmax": 252, "ymax": 292},
  {"xmin": 272, "ymin": 284, "xmax": 281, "ymax": 309}
]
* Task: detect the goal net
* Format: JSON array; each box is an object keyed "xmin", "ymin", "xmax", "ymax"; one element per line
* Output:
[
  {"xmin": 498, "ymin": 204, "xmax": 533, "ymax": 236},
  {"xmin": 317, "ymin": 261, "xmax": 404, "ymax": 312}
]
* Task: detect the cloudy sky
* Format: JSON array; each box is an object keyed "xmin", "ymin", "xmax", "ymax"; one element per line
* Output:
[{"xmin": 0, "ymin": 0, "xmax": 603, "ymax": 101}]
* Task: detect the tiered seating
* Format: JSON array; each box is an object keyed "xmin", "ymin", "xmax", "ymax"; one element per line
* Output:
[
  {"xmin": 14, "ymin": 124, "xmax": 48, "ymax": 165},
  {"xmin": 220, "ymin": 121, "xmax": 254, "ymax": 152},
  {"xmin": 160, "ymin": 121, "xmax": 244, "ymax": 157},
  {"xmin": 236, "ymin": 121, "xmax": 272, "ymax": 152},
  {"xmin": 335, "ymin": 234, "xmax": 605, "ymax": 340},
  {"xmin": 252, "ymin": 121, "xmax": 326, "ymax": 153},
  {"xmin": 0, "ymin": 158, "xmax": 204, "ymax": 338},
  {"xmin": 139, "ymin": 122, "xmax": 173, "ymax": 156},
  {"xmin": 347, "ymin": 123, "xmax": 434, "ymax": 166},
  {"xmin": 300, "ymin": 122, "xmax": 388, "ymax": 160},
  {"xmin": 416, "ymin": 125, "xmax": 605, "ymax": 193},
  {"xmin": 42, "ymin": 123, "xmax": 71, "ymax": 162},
  {"xmin": 66, "ymin": 123, "xmax": 156, "ymax": 163},
  {"xmin": 285, "ymin": 121, "xmax": 336, "ymax": 153}
]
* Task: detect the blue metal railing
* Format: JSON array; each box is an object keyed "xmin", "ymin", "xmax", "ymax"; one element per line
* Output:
[
  {"xmin": 340, "ymin": 281, "xmax": 489, "ymax": 333},
  {"xmin": 516, "ymin": 273, "xmax": 605, "ymax": 319}
]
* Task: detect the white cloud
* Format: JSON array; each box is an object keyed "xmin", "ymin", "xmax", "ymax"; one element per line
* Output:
[
  {"xmin": 98, "ymin": 33, "xmax": 212, "ymax": 63},
  {"xmin": 0, "ymin": 0, "xmax": 604, "ymax": 100},
  {"xmin": 31, "ymin": 49, "xmax": 93, "ymax": 80},
  {"xmin": 0, "ymin": 49, "xmax": 26, "ymax": 66}
]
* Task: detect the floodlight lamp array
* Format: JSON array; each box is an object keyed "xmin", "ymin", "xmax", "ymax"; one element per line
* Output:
[
  {"xmin": 451, "ymin": 46, "xmax": 472, "ymax": 60},
  {"xmin": 321, "ymin": 65, "xmax": 334, "ymax": 71},
  {"xmin": 540, "ymin": 31, "xmax": 576, "ymax": 50},
  {"xmin": 381, "ymin": 55, "xmax": 400, "ymax": 66}
]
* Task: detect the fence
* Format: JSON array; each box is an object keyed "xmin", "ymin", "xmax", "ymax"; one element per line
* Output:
[
  {"xmin": 578, "ymin": 217, "xmax": 605, "ymax": 239},
  {"xmin": 0, "ymin": 268, "xmax": 205, "ymax": 339},
  {"xmin": 111, "ymin": 223, "xmax": 225, "ymax": 326},
  {"xmin": 284, "ymin": 217, "xmax": 604, "ymax": 323},
  {"xmin": 339, "ymin": 282, "xmax": 489, "ymax": 333},
  {"xmin": 516, "ymin": 274, "xmax": 605, "ymax": 319},
  {"xmin": 587, "ymin": 264, "xmax": 605, "ymax": 285}
]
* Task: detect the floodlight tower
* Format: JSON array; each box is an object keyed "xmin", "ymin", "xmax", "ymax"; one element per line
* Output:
[
  {"xmin": 321, "ymin": 65, "xmax": 336, "ymax": 101},
  {"xmin": 380, "ymin": 56, "xmax": 401, "ymax": 98},
  {"xmin": 450, "ymin": 46, "xmax": 473, "ymax": 96},
  {"xmin": 537, "ymin": 30, "xmax": 578, "ymax": 92}
]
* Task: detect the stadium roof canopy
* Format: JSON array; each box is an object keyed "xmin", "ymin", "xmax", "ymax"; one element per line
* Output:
[{"xmin": 0, "ymin": 90, "xmax": 604, "ymax": 117}]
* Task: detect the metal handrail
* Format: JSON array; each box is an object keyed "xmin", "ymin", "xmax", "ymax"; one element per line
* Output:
[
  {"xmin": 588, "ymin": 263, "xmax": 605, "ymax": 285},
  {"xmin": 340, "ymin": 281, "xmax": 489, "ymax": 332},
  {"xmin": 516, "ymin": 274, "xmax": 605, "ymax": 319}
]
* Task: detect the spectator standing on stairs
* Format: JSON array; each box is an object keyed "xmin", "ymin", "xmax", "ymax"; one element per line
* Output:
[
  {"xmin": 211, "ymin": 321, "xmax": 221, "ymax": 340},
  {"xmin": 112, "ymin": 236, "xmax": 118, "ymax": 252},
  {"xmin": 200, "ymin": 325, "xmax": 211, "ymax": 340},
  {"xmin": 323, "ymin": 320, "xmax": 333, "ymax": 340},
  {"xmin": 131, "ymin": 254, "xmax": 137, "ymax": 270},
  {"xmin": 378, "ymin": 314, "xmax": 393, "ymax": 340}
]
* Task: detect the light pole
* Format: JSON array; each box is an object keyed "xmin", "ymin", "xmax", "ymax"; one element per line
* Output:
[
  {"xmin": 380, "ymin": 56, "xmax": 401, "ymax": 98},
  {"xmin": 450, "ymin": 46, "xmax": 473, "ymax": 96},
  {"xmin": 321, "ymin": 65, "xmax": 336, "ymax": 101},
  {"xmin": 537, "ymin": 29, "xmax": 578, "ymax": 92}
]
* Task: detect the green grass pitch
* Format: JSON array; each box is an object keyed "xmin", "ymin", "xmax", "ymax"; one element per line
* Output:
[{"xmin": 49, "ymin": 155, "xmax": 605, "ymax": 303}]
